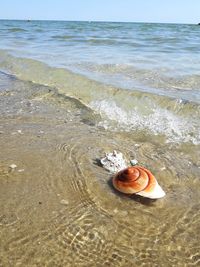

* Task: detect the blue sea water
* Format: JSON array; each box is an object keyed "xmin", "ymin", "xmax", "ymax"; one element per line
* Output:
[{"xmin": 0, "ymin": 20, "xmax": 200, "ymax": 143}]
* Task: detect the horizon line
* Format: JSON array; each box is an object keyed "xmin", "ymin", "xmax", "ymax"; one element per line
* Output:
[{"xmin": 0, "ymin": 18, "xmax": 197, "ymax": 25}]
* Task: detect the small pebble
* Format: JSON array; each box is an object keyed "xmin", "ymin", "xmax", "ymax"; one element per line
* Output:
[
  {"xmin": 134, "ymin": 144, "xmax": 140, "ymax": 148},
  {"xmin": 9, "ymin": 164, "xmax": 17, "ymax": 169},
  {"xmin": 113, "ymin": 208, "xmax": 118, "ymax": 214},
  {"xmin": 160, "ymin": 167, "xmax": 166, "ymax": 171},
  {"xmin": 17, "ymin": 130, "xmax": 22, "ymax": 134},
  {"xmin": 60, "ymin": 199, "xmax": 69, "ymax": 205},
  {"xmin": 26, "ymin": 101, "xmax": 32, "ymax": 107},
  {"xmin": 130, "ymin": 159, "xmax": 138, "ymax": 166}
]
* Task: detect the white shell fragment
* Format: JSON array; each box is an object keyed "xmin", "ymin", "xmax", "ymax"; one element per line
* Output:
[
  {"xmin": 60, "ymin": 199, "xmax": 69, "ymax": 205},
  {"xmin": 18, "ymin": 169, "xmax": 25, "ymax": 172},
  {"xmin": 130, "ymin": 159, "xmax": 138, "ymax": 166},
  {"xmin": 100, "ymin": 150, "xmax": 127, "ymax": 173}
]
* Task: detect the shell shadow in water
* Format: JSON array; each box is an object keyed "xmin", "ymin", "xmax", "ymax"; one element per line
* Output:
[{"xmin": 94, "ymin": 158, "xmax": 103, "ymax": 168}]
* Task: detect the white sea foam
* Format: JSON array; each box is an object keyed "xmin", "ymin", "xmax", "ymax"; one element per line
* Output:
[{"xmin": 90, "ymin": 100, "xmax": 200, "ymax": 144}]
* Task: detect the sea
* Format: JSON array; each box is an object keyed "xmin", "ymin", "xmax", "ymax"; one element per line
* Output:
[
  {"xmin": 0, "ymin": 20, "xmax": 200, "ymax": 266},
  {"xmin": 0, "ymin": 20, "xmax": 200, "ymax": 144}
]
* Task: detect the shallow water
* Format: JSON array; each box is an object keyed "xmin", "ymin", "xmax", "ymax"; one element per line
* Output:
[
  {"xmin": 0, "ymin": 20, "xmax": 200, "ymax": 266},
  {"xmin": 0, "ymin": 20, "xmax": 200, "ymax": 144},
  {"xmin": 0, "ymin": 72, "xmax": 200, "ymax": 266}
]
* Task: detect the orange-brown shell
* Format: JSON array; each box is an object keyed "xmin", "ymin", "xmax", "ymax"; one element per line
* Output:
[{"xmin": 112, "ymin": 166, "xmax": 157, "ymax": 194}]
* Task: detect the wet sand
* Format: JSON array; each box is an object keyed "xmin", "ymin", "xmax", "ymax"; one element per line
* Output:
[{"xmin": 0, "ymin": 72, "xmax": 200, "ymax": 267}]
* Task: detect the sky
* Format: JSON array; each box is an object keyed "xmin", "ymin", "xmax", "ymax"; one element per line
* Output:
[{"xmin": 0, "ymin": 0, "xmax": 199, "ymax": 24}]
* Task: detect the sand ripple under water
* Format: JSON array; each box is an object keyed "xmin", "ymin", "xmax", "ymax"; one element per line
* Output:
[{"xmin": 0, "ymin": 72, "xmax": 200, "ymax": 267}]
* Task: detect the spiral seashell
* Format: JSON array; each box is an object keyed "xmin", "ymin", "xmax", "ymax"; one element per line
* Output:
[{"xmin": 112, "ymin": 166, "xmax": 165, "ymax": 199}]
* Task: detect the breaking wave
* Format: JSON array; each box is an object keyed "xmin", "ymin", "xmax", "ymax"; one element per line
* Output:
[{"xmin": 0, "ymin": 51, "xmax": 199, "ymax": 144}]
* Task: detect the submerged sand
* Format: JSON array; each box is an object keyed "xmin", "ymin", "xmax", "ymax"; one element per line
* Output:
[{"xmin": 0, "ymin": 72, "xmax": 200, "ymax": 267}]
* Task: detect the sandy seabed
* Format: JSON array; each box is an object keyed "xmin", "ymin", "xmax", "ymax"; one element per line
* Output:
[{"xmin": 0, "ymin": 72, "xmax": 200, "ymax": 267}]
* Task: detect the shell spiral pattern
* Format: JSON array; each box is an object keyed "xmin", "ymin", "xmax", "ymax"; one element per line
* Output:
[{"xmin": 113, "ymin": 166, "xmax": 165, "ymax": 199}]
